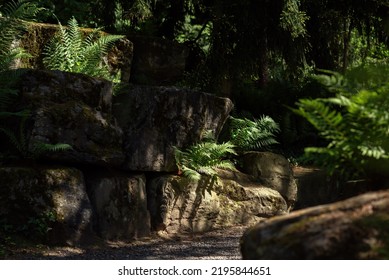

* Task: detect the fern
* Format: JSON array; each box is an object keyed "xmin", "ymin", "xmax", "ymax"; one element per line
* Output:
[
  {"xmin": 0, "ymin": 2, "xmax": 73, "ymax": 161},
  {"xmin": 43, "ymin": 17, "xmax": 124, "ymax": 81},
  {"xmin": 174, "ymin": 133, "xmax": 237, "ymax": 182},
  {"xmin": 228, "ymin": 116, "xmax": 280, "ymax": 152},
  {"xmin": 293, "ymin": 65, "xmax": 389, "ymax": 179}
]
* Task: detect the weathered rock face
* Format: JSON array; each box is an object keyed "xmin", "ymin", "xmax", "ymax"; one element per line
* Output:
[
  {"xmin": 17, "ymin": 22, "xmax": 133, "ymax": 83},
  {"xmin": 241, "ymin": 190, "xmax": 389, "ymax": 259},
  {"xmin": 0, "ymin": 166, "xmax": 94, "ymax": 245},
  {"xmin": 147, "ymin": 172, "xmax": 288, "ymax": 234},
  {"xmin": 85, "ymin": 172, "xmax": 150, "ymax": 240},
  {"xmin": 113, "ymin": 86, "xmax": 234, "ymax": 172},
  {"xmin": 240, "ymin": 152, "xmax": 298, "ymax": 209},
  {"xmin": 19, "ymin": 70, "xmax": 124, "ymax": 167},
  {"xmin": 129, "ymin": 36, "xmax": 188, "ymax": 85},
  {"xmin": 147, "ymin": 175, "xmax": 220, "ymax": 233}
]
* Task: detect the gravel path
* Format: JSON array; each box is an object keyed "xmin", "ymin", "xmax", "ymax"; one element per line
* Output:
[{"xmin": 7, "ymin": 226, "xmax": 248, "ymax": 260}]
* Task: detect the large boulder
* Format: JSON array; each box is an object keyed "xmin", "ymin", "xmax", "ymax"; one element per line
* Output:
[
  {"xmin": 147, "ymin": 172, "xmax": 288, "ymax": 234},
  {"xmin": 17, "ymin": 70, "xmax": 124, "ymax": 167},
  {"xmin": 113, "ymin": 86, "xmax": 233, "ymax": 172},
  {"xmin": 129, "ymin": 36, "xmax": 188, "ymax": 85},
  {"xmin": 241, "ymin": 190, "xmax": 389, "ymax": 259},
  {"xmin": 0, "ymin": 166, "xmax": 94, "ymax": 245},
  {"xmin": 85, "ymin": 171, "xmax": 150, "ymax": 240},
  {"xmin": 240, "ymin": 152, "xmax": 298, "ymax": 209}
]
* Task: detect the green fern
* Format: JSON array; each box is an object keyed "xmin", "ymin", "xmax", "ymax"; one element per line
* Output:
[
  {"xmin": 293, "ymin": 65, "xmax": 389, "ymax": 179},
  {"xmin": 174, "ymin": 133, "xmax": 237, "ymax": 182},
  {"xmin": 0, "ymin": 116, "xmax": 72, "ymax": 159},
  {"xmin": 0, "ymin": 0, "xmax": 40, "ymax": 104},
  {"xmin": 0, "ymin": 1, "xmax": 40, "ymax": 160},
  {"xmin": 43, "ymin": 17, "xmax": 124, "ymax": 81},
  {"xmin": 228, "ymin": 116, "xmax": 280, "ymax": 152}
]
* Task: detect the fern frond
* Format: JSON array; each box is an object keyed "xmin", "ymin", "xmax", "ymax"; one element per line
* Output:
[
  {"xmin": 174, "ymin": 137, "xmax": 236, "ymax": 182},
  {"xmin": 0, "ymin": 126, "xmax": 26, "ymax": 154},
  {"xmin": 294, "ymin": 66, "xmax": 389, "ymax": 180},
  {"xmin": 228, "ymin": 116, "xmax": 280, "ymax": 151},
  {"xmin": 31, "ymin": 142, "xmax": 72, "ymax": 156},
  {"xmin": 43, "ymin": 17, "xmax": 124, "ymax": 80}
]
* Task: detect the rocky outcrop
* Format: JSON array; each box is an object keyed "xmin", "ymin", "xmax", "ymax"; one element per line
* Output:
[
  {"xmin": 240, "ymin": 152, "xmax": 298, "ymax": 208},
  {"xmin": 0, "ymin": 166, "xmax": 94, "ymax": 245},
  {"xmin": 19, "ymin": 70, "xmax": 124, "ymax": 167},
  {"xmin": 241, "ymin": 190, "xmax": 389, "ymax": 259},
  {"xmin": 129, "ymin": 36, "xmax": 188, "ymax": 85},
  {"xmin": 113, "ymin": 86, "xmax": 233, "ymax": 172},
  {"xmin": 85, "ymin": 171, "xmax": 150, "ymax": 240},
  {"xmin": 147, "ymin": 172, "xmax": 288, "ymax": 234}
]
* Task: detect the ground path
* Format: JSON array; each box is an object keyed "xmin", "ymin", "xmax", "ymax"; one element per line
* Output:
[{"xmin": 6, "ymin": 226, "xmax": 248, "ymax": 260}]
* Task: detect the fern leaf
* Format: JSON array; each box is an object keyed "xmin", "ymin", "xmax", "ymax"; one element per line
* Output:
[{"xmin": 31, "ymin": 142, "xmax": 72, "ymax": 156}]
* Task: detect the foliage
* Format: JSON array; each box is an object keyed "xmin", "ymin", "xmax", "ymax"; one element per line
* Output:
[
  {"xmin": 0, "ymin": 1, "xmax": 72, "ymax": 161},
  {"xmin": 174, "ymin": 132, "xmax": 237, "ymax": 182},
  {"xmin": 0, "ymin": 1, "xmax": 38, "ymax": 159},
  {"xmin": 0, "ymin": 210, "xmax": 56, "ymax": 244},
  {"xmin": 0, "ymin": 0, "xmax": 40, "ymax": 102},
  {"xmin": 227, "ymin": 116, "xmax": 280, "ymax": 152},
  {"xmin": 293, "ymin": 65, "xmax": 389, "ymax": 179},
  {"xmin": 176, "ymin": 14, "xmax": 212, "ymax": 54},
  {"xmin": 43, "ymin": 17, "xmax": 124, "ymax": 81},
  {"xmin": 0, "ymin": 116, "xmax": 72, "ymax": 160}
]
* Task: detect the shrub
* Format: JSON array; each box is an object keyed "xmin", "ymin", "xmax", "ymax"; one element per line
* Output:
[{"xmin": 293, "ymin": 65, "xmax": 389, "ymax": 180}]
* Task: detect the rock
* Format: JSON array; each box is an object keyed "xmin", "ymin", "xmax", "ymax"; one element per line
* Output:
[
  {"xmin": 18, "ymin": 70, "xmax": 124, "ymax": 167},
  {"xmin": 293, "ymin": 167, "xmax": 339, "ymax": 209},
  {"xmin": 147, "ymin": 173, "xmax": 288, "ymax": 234},
  {"xmin": 129, "ymin": 36, "xmax": 188, "ymax": 85},
  {"xmin": 20, "ymin": 69, "xmax": 113, "ymax": 114},
  {"xmin": 113, "ymin": 86, "xmax": 233, "ymax": 172},
  {"xmin": 0, "ymin": 166, "xmax": 94, "ymax": 246},
  {"xmin": 241, "ymin": 190, "xmax": 389, "ymax": 259},
  {"xmin": 240, "ymin": 152, "xmax": 298, "ymax": 209},
  {"xmin": 215, "ymin": 174, "xmax": 288, "ymax": 227},
  {"xmin": 147, "ymin": 175, "xmax": 220, "ymax": 233},
  {"xmin": 18, "ymin": 22, "xmax": 133, "ymax": 83},
  {"xmin": 85, "ymin": 171, "xmax": 150, "ymax": 240}
]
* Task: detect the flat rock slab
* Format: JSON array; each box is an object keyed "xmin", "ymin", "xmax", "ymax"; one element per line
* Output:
[
  {"xmin": 241, "ymin": 190, "xmax": 389, "ymax": 259},
  {"xmin": 16, "ymin": 70, "xmax": 125, "ymax": 167}
]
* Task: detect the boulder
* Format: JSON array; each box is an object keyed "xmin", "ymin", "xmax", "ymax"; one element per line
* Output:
[
  {"xmin": 18, "ymin": 70, "xmax": 124, "ymax": 167},
  {"xmin": 129, "ymin": 36, "xmax": 188, "ymax": 85},
  {"xmin": 113, "ymin": 86, "xmax": 233, "ymax": 172},
  {"xmin": 147, "ymin": 172, "xmax": 288, "ymax": 234},
  {"xmin": 293, "ymin": 167, "xmax": 339, "ymax": 209},
  {"xmin": 240, "ymin": 152, "xmax": 298, "ymax": 209},
  {"xmin": 241, "ymin": 190, "xmax": 389, "ymax": 259},
  {"xmin": 147, "ymin": 175, "xmax": 220, "ymax": 233},
  {"xmin": 85, "ymin": 171, "xmax": 150, "ymax": 240},
  {"xmin": 0, "ymin": 166, "xmax": 94, "ymax": 246}
]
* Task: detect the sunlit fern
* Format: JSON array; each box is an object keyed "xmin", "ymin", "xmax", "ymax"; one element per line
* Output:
[
  {"xmin": 43, "ymin": 17, "xmax": 124, "ymax": 81},
  {"xmin": 174, "ymin": 132, "xmax": 237, "ymax": 182},
  {"xmin": 228, "ymin": 116, "xmax": 280, "ymax": 152}
]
